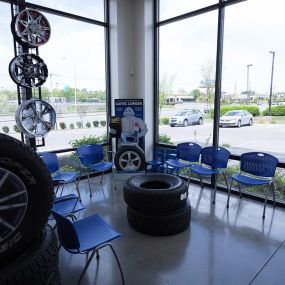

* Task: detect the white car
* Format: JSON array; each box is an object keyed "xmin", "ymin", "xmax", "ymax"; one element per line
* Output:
[
  {"xmin": 219, "ymin": 110, "xmax": 253, "ymax": 128},
  {"xmin": 169, "ymin": 109, "xmax": 204, "ymax": 127}
]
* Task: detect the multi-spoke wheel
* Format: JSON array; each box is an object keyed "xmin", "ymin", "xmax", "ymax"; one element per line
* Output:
[
  {"xmin": 0, "ymin": 168, "xmax": 28, "ymax": 242},
  {"xmin": 11, "ymin": 9, "xmax": 51, "ymax": 47},
  {"xmin": 0, "ymin": 133, "xmax": 53, "ymax": 267},
  {"xmin": 15, "ymin": 99, "xmax": 56, "ymax": 138},
  {"xmin": 115, "ymin": 145, "xmax": 146, "ymax": 171},
  {"xmin": 9, "ymin": 54, "xmax": 48, "ymax": 88}
]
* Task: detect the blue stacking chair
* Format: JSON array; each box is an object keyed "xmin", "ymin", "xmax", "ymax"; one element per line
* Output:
[
  {"xmin": 227, "ymin": 152, "xmax": 279, "ymax": 218},
  {"xmin": 41, "ymin": 152, "xmax": 82, "ymax": 200},
  {"xmin": 77, "ymin": 144, "xmax": 116, "ymax": 197},
  {"xmin": 163, "ymin": 148, "xmax": 177, "ymax": 174},
  {"xmin": 166, "ymin": 142, "xmax": 202, "ymax": 186},
  {"xmin": 51, "ymin": 211, "xmax": 125, "ymax": 285},
  {"xmin": 145, "ymin": 147, "xmax": 165, "ymax": 173},
  {"xmin": 189, "ymin": 146, "xmax": 230, "ymax": 204}
]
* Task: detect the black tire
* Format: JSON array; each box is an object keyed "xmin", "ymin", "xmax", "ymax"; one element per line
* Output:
[
  {"xmin": 198, "ymin": 117, "xmax": 203, "ymax": 125},
  {"xmin": 183, "ymin": 119, "xmax": 188, "ymax": 127},
  {"xmin": 123, "ymin": 173, "xmax": 188, "ymax": 212},
  {"xmin": 127, "ymin": 200, "xmax": 191, "ymax": 236},
  {"xmin": 170, "ymin": 124, "xmax": 175, "ymax": 127},
  {"xmin": 237, "ymin": 120, "xmax": 241, "ymax": 128},
  {"xmin": 0, "ymin": 134, "xmax": 53, "ymax": 267},
  {"xmin": 0, "ymin": 225, "xmax": 60, "ymax": 285},
  {"xmin": 115, "ymin": 145, "xmax": 146, "ymax": 171},
  {"xmin": 249, "ymin": 118, "xmax": 253, "ymax": 126}
]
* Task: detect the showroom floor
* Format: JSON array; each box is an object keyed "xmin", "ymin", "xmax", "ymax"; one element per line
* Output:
[{"xmin": 52, "ymin": 173, "xmax": 285, "ymax": 285}]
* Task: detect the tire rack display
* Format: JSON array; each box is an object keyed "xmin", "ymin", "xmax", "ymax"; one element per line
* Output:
[
  {"xmin": 10, "ymin": 3, "xmax": 51, "ymax": 148},
  {"xmin": 123, "ymin": 173, "xmax": 191, "ymax": 236}
]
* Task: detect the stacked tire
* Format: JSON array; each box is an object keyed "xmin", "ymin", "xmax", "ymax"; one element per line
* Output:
[{"xmin": 123, "ymin": 173, "xmax": 191, "ymax": 236}]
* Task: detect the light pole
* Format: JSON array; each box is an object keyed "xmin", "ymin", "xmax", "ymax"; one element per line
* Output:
[
  {"xmin": 246, "ymin": 64, "xmax": 253, "ymax": 102},
  {"xmin": 269, "ymin": 51, "xmax": 275, "ymax": 116}
]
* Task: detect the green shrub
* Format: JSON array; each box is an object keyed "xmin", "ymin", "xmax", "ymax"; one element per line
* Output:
[
  {"xmin": 13, "ymin": 125, "xmax": 20, "ymax": 132},
  {"xmin": 70, "ymin": 123, "xmax": 74, "ymax": 129},
  {"xmin": 211, "ymin": 105, "xmax": 260, "ymax": 118},
  {"xmin": 158, "ymin": 134, "xmax": 173, "ymax": 144},
  {"xmin": 93, "ymin": 120, "xmax": 99, "ymax": 127},
  {"xmin": 262, "ymin": 105, "xmax": 285, "ymax": 116},
  {"xmin": 86, "ymin": 122, "xmax": 91, "ymax": 128},
  {"xmin": 76, "ymin": 121, "xmax": 83, "ymax": 128},
  {"xmin": 160, "ymin": 117, "xmax": 169, "ymax": 125},
  {"xmin": 2, "ymin": 126, "xmax": 9, "ymax": 133},
  {"xmin": 59, "ymin": 122, "xmax": 66, "ymax": 129},
  {"xmin": 100, "ymin": 120, "xmax": 106, "ymax": 127},
  {"xmin": 69, "ymin": 134, "xmax": 105, "ymax": 147}
]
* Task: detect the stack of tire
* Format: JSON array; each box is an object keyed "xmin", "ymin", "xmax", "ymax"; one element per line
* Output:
[
  {"xmin": 123, "ymin": 173, "xmax": 191, "ymax": 236},
  {"xmin": 0, "ymin": 134, "xmax": 60, "ymax": 285}
]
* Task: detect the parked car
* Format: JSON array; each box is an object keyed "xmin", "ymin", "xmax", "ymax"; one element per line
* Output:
[
  {"xmin": 219, "ymin": 110, "xmax": 253, "ymax": 128},
  {"xmin": 169, "ymin": 109, "xmax": 204, "ymax": 127}
]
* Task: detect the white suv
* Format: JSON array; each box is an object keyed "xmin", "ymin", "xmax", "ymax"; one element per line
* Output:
[{"xmin": 169, "ymin": 109, "xmax": 204, "ymax": 127}]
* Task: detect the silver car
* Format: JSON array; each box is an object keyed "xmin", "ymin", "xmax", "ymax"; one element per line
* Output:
[
  {"xmin": 169, "ymin": 109, "xmax": 204, "ymax": 127},
  {"xmin": 219, "ymin": 110, "xmax": 253, "ymax": 128}
]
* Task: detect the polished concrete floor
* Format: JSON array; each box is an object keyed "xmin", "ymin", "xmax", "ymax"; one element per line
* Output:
[{"xmin": 52, "ymin": 173, "xmax": 285, "ymax": 285}]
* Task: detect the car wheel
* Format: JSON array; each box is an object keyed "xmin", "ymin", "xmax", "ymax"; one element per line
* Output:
[
  {"xmin": 198, "ymin": 117, "xmax": 203, "ymax": 125},
  {"xmin": 183, "ymin": 120, "xmax": 188, "ymax": 127},
  {"xmin": 170, "ymin": 124, "xmax": 175, "ymax": 127},
  {"xmin": 249, "ymin": 119, "xmax": 253, "ymax": 126},
  {"xmin": 237, "ymin": 120, "xmax": 241, "ymax": 128}
]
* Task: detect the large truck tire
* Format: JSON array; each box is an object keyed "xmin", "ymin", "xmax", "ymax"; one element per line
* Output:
[
  {"xmin": 0, "ymin": 134, "xmax": 53, "ymax": 267},
  {"xmin": 127, "ymin": 200, "xmax": 191, "ymax": 236},
  {"xmin": 123, "ymin": 173, "xmax": 188, "ymax": 213},
  {"xmin": 0, "ymin": 225, "xmax": 60, "ymax": 285}
]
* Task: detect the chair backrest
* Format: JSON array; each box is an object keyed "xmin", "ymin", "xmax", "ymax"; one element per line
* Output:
[
  {"xmin": 201, "ymin": 146, "xmax": 230, "ymax": 169},
  {"xmin": 177, "ymin": 142, "xmax": 201, "ymax": 163},
  {"xmin": 240, "ymin": 152, "xmax": 279, "ymax": 177},
  {"xmin": 41, "ymin": 152, "xmax": 60, "ymax": 174},
  {"xmin": 153, "ymin": 147, "xmax": 165, "ymax": 162},
  {"xmin": 51, "ymin": 210, "xmax": 80, "ymax": 250},
  {"xmin": 165, "ymin": 148, "xmax": 177, "ymax": 161},
  {"xmin": 77, "ymin": 144, "xmax": 104, "ymax": 165}
]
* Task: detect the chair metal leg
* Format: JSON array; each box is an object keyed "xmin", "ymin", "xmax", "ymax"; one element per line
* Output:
[
  {"xmin": 271, "ymin": 182, "xmax": 276, "ymax": 207},
  {"xmin": 60, "ymin": 183, "xmax": 65, "ymax": 197},
  {"xmin": 77, "ymin": 250, "xmax": 96, "ymax": 285},
  {"xmin": 187, "ymin": 169, "xmax": 191, "ymax": 191},
  {"xmin": 108, "ymin": 244, "xmax": 125, "ymax": 285},
  {"xmin": 227, "ymin": 179, "xmax": 233, "ymax": 208},
  {"xmin": 100, "ymin": 171, "xmax": 105, "ymax": 184},
  {"xmin": 112, "ymin": 167, "xmax": 117, "ymax": 190},
  {"xmin": 238, "ymin": 182, "xmax": 242, "ymax": 198},
  {"xmin": 213, "ymin": 174, "xmax": 217, "ymax": 204},
  {"xmin": 75, "ymin": 179, "xmax": 82, "ymax": 201},
  {"xmin": 55, "ymin": 183, "xmax": 62, "ymax": 195},
  {"xmin": 85, "ymin": 169, "xmax": 92, "ymax": 197},
  {"xmin": 199, "ymin": 175, "xmax": 204, "ymax": 189},
  {"xmin": 222, "ymin": 172, "xmax": 229, "ymax": 191}
]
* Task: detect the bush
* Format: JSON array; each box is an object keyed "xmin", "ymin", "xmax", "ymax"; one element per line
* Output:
[
  {"xmin": 59, "ymin": 122, "xmax": 66, "ymax": 129},
  {"xmin": 13, "ymin": 125, "xmax": 20, "ymax": 132},
  {"xmin": 93, "ymin": 120, "xmax": 99, "ymax": 127},
  {"xmin": 160, "ymin": 117, "xmax": 169, "ymax": 125},
  {"xmin": 100, "ymin": 120, "xmax": 106, "ymax": 127},
  {"xmin": 76, "ymin": 121, "xmax": 83, "ymax": 128},
  {"xmin": 2, "ymin": 126, "xmax": 9, "ymax": 133},
  {"xmin": 70, "ymin": 123, "xmax": 75, "ymax": 129},
  {"xmin": 262, "ymin": 105, "xmax": 285, "ymax": 116},
  {"xmin": 211, "ymin": 105, "xmax": 260, "ymax": 118},
  {"xmin": 86, "ymin": 122, "xmax": 91, "ymax": 128},
  {"xmin": 69, "ymin": 134, "xmax": 105, "ymax": 147},
  {"xmin": 158, "ymin": 134, "xmax": 173, "ymax": 144}
]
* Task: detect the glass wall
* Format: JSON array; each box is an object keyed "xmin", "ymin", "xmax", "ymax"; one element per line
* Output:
[
  {"xmin": 158, "ymin": 11, "xmax": 217, "ymax": 146},
  {"xmin": 0, "ymin": 3, "xmax": 21, "ymax": 141}
]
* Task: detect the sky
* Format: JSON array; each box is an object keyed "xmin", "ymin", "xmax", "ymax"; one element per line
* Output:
[{"xmin": 0, "ymin": 0, "xmax": 284, "ymax": 95}]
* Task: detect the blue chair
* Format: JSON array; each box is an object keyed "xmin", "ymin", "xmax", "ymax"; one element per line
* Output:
[
  {"xmin": 41, "ymin": 152, "xmax": 82, "ymax": 200},
  {"xmin": 51, "ymin": 210, "xmax": 125, "ymax": 285},
  {"xmin": 189, "ymin": 146, "xmax": 230, "ymax": 204},
  {"xmin": 145, "ymin": 147, "xmax": 165, "ymax": 173},
  {"xmin": 163, "ymin": 148, "xmax": 177, "ymax": 174},
  {"xmin": 227, "ymin": 152, "xmax": 279, "ymax": 218},
  {"xmin": 166, "ymin": 143, "xmax": 202, "ymax": 182},
  {"xmin": 76, "ymin": 144, "xmax": 116, "ymax": 197}
]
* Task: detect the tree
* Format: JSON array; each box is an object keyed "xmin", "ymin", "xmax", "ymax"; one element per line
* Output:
[
  {"xmin": 200, "ymin": 60, "xmax": 215, "ymax": 108},
  {"xmin": 190, "ymin": 89, "xmax": 201, "ymax": 101},
  {"xmin": 159, "ymin": 72, "xmax": 176, "ymax": 116}
]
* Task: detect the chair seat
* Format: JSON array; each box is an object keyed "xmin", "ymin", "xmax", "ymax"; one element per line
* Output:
[
  {"xmin": 232, "ymin": 173, "xmax": 272, "ymax": 186},
  {"xmin": 189, "ymin": 165, "xmax": 224, "ymax": 175},
  {"xmin": 86, "ymin": 162, "xmax": 113, "ymax": 172},
  {"xmin": 147, "ymin": 160, "xmax": 162, "ymax": 166},
  {"xmin": 73, "ymin": 214, "xmax": 122, "ymax": 252},
  {"xmin": 52, "ymin": 171, "xmax": 80, "ymax": 183},
  {"xmin": 166, "ymin": 159, "xmax": 192, "ymax": 169},
  {"xmin": 52, "ymin": 196, "xmax": 86, "ymax": 216}
]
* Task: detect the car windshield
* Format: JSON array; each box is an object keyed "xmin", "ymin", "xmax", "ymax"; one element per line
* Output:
[
  {"xmin": 224, "ymin": 111, "xmax": 241, "ymax": 116},
  {"xmin": 175, "ymin": 111, "xmax": 188, "ymax": 116}
]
